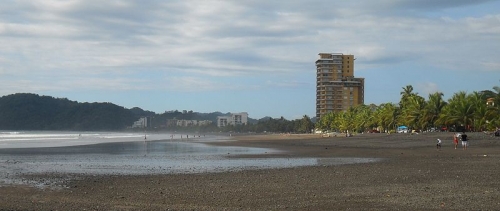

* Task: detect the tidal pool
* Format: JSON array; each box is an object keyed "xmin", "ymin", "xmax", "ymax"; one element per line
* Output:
[{"xmin": 0, "ymin": 132, "xmax": 381, "ymax": 187}]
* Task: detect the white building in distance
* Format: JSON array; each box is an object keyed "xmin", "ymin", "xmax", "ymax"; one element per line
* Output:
[
  {"xmin": 166, "ymin": 119, "xmax": 212, "ymax": 127},
  {"xmin": 217, "ymin": 112, "xmax": 248, "ymax": 127},
  {"xmin": 132, "ymin": 117, "xmax": 150, "ymax": 128}
]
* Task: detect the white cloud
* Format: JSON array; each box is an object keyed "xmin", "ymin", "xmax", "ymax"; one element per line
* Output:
[
  {"xmin": 481, "ymin": 62, "xmax": 500, "ymax": 71},
  {"xmin": 0, "ymin": 0, "xmax": 499, "ymax": 113},
  {"xmin": 265, "ymin": 80, "xmax": 309, "ymax": 88},
  {"xmin": 416, "ymin": 82, "xmax": 441, "ymax": 97},
  {"xmin": 3, "ymin": 1, "xmax": 497, "ymax": 77},
  {"xmin": 163, "ymin": 76, "xmax": 229, "ymax": 92}
]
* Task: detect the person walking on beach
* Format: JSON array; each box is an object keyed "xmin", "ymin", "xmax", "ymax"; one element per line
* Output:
[
  {"xmin": 453, "ymin": 133, "xmax": 459, "ymax": 149},
  {"xmin": 461, "ymin": 132, "xmax": 468, "ymax": 150},
  {"xmin": 436, "ymin": 139, "xmax": 442, "ymax": 150}
]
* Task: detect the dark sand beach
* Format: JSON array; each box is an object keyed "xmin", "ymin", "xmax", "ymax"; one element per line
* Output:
[{"xmin": 1, "ymin": 132, "xmax": 500, "ymax": 210}]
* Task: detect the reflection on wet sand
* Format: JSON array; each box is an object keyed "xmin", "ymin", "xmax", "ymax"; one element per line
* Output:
[{"xmin": 0, "ymin": 139, "xmax": 379, "ymax": 187}]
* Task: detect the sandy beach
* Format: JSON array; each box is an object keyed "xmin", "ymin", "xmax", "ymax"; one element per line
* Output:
[{"xmin": 1, "ymin": 132, "xmax": 500, "ymax": 210}]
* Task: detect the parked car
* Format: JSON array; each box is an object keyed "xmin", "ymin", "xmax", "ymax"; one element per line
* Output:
[
  {"xmin": 428, "ymin": 127, "xmax": 438, "ymax": 132},
  {"xmin": 397, "ymin": 129, "xmax": 408, "ymax": 133}
]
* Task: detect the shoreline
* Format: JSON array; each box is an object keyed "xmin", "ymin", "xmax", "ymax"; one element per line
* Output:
[{"xmin": 1, "ymin": 132, "xmax": 500, "ymax": 210}]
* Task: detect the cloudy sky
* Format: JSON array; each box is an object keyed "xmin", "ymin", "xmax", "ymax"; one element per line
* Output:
[{"xmin": 1, "ymin": 0, "xmax": 499, "ymax": 119}]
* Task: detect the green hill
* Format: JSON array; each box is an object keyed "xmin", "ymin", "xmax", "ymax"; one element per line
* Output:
[
  {"xmin": 0, "ymin": 93, "xmax": 137, "ymax": 131},
  {"xmin": 0, "ymin": 93, "xmax": 266, "ymax": 131}
]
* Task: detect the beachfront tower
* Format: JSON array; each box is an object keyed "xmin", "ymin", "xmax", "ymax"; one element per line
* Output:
[{"xmin": 316, "ymin": 53, "xmax": 364, "ymax": 119}]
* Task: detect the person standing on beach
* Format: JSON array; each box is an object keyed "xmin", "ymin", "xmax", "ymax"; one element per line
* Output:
[
  {"xmin": 436, "ymin": 139, "xmax": 442, "ymax": 150},
  {"xmin": 461, "ymin": 132, "xmax": 468, "ymax": 150},
  {"xmin": 453, "ymin": 133, "xmax": 459, "ymax": 149}
]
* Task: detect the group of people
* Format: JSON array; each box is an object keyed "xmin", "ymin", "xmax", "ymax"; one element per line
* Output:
[{"xmin": 436, "ymin": 132, "xmax": 468, "ymax": 150}]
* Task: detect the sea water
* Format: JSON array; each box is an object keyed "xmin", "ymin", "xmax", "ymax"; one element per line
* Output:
[
  {"xmin": 0, "ymin": 131, "xmax": 176, "ymax": 148},
  {"xmin": 0, "ymin": 131, "xmax": 380, "ymax": 187}
]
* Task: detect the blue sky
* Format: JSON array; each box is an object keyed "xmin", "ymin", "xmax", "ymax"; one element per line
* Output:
[{"xmin": 1, "ymin": 0, "xmax": 499, "ymax": 120}]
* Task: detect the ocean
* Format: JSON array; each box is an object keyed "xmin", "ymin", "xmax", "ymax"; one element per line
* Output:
[
  {"xmin": 0, "ymin": 131, "xmax": 176, "ymax": 148},
  {"xmin": 0, "ymin": 131, "xmax": 379, "ymax": 187}
]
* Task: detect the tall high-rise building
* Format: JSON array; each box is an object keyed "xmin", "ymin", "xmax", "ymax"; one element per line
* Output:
[{"xmin": 316, "ymin": 53, "xmax": 364, "ymax": 119}]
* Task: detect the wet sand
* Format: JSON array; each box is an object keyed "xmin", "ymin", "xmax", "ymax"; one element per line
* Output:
[{"xmin": 1, "ymin": 132, "xmax": 500, "ymax": 210}]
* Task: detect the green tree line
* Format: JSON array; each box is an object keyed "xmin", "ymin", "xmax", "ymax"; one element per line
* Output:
[
  {"xmin": 316, "ymin": 85, "xmax": 500, "ymax": 133},
  {"xmin": 217, "ymin": 115, "xmax": 315, "ymax": 134},
  {"xmin": 144, "ymin": 115, "xmax": 315, "ymax": 134}
]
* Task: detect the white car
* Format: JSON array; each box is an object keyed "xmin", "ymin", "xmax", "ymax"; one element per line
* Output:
[{"xmin": 397, "ymin": 129, "xmax": 408, "ymax": 133}]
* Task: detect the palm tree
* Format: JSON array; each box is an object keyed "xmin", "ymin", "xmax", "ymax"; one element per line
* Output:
[
  {"xmin": 439, "ymin": 91, "xmax": 475, "ymax": 131},
  {"xmin": 400, "ymin": 85, "xmax": 415, "ymax": 99},
  {"xmin": 316, "ymin": 112, "xmax": 336, "ymax": 132},
  {"xmin": 399, "ymin": 85, "xmax": 418, "ymax": 110},
  {"xmin": 336, "ymin": 107, "xmax": 358, "ymax": 134},
  {"xmin": 469, "ymin": 91, "xmax": 493, "ymax": 131},
  {"xmin": 421, "ymin": 92, "xmax": 447, "ymax": 130},
  {"xmin": 373, "ymin": 103, "xmax": 398, "ymax": 132},
  {"xmin": 354, "ymin": 105, "xmax": 373, "ymax": 132},
  {"xmin": 473, "ymin": 101, "xmax": 490, "ymax": 131},
  {"xmin": 486, "ymin": 85, "xmax": 500, "ymax": 129},
  {"xmin": 492, "ymin": 85, "xmax": 500, "ymax": 106},
  {"xmin": 399, "ymin": 94, "xmax": 426, "ymax": 130}
]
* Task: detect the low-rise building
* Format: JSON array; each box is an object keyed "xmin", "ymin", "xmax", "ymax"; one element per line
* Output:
[
  {"xmin": 166, "ymin": 119, "xmax": 213, "ymax": 127},
  {"xmin": 197, "ymin": 120, "xmax": 212, "ymax": 126},
  {"xmin": 176, "ymin": 120, "xmax": 197, "ymax": 127},
  {"xmin": 132, "ymin": 117, "xmax": 150, "ymax": 128},
  {"xmin": 217, "ymin": 112, "xmax": 248, "ymax": 127}
]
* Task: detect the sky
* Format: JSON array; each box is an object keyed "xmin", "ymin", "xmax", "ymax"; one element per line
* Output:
[{"xmin": 1, "ymin": 0, "xmax": 499, "ymax": 120}]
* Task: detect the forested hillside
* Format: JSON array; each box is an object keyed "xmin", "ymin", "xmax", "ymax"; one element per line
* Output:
[
  {"xmin": 0, "ymin": 93, "xmax": 137, "ymax": 130},
  {"xmin": 0, "ymin": 93, "xmax": 314, "ymax": 133}
]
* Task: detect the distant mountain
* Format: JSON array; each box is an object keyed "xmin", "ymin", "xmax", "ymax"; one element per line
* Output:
[
  {"xmin": 0, "ymin": 93, "xmax": 137, "ymax": 131},
  {"xmin": 129, "ymin": 107, "xmax": 156, "ymax": 117},
  {"xmin": 0, "ymin": 93, "xmax": 284, "ymax": 131},
  {"xmin": 257, "ymin": 116, "xmax": 273, "ymax": 122},
  {"xmin": 195, "ymin": 111, "xmax": 227, "ymax": 122}
]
